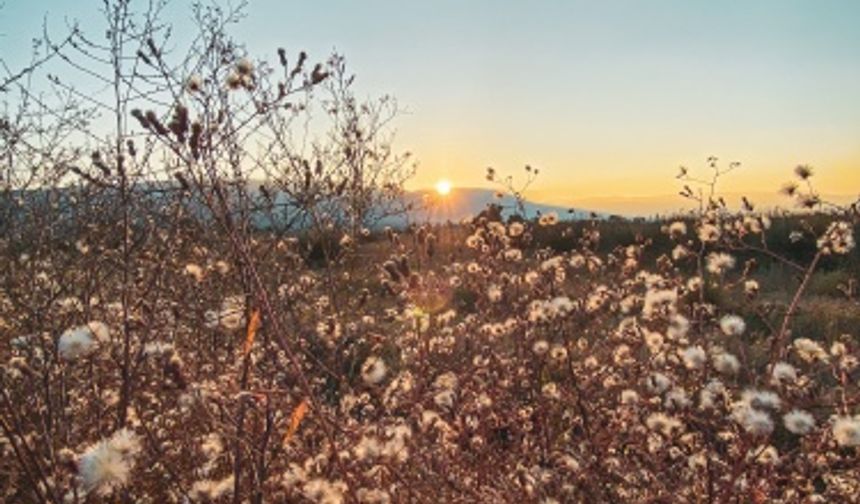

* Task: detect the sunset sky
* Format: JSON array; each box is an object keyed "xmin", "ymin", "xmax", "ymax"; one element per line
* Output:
[{"xmin": 3, "ymin": 1, "xmax": 859, "ymax": 214}]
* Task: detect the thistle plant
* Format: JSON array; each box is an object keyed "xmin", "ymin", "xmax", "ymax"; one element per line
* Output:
[{"xmin": 1, "ymin": 2, "xmax": 859, "ymax": 503}]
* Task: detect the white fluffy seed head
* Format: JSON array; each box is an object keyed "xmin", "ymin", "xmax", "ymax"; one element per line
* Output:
[
  {"xmin": 360, "ymin": 356, "xmax": 387, "ymax": 386},
  {"xmin": 78, "ymin": 429, "xmax": 141, "ymax": 496},
  {"xmin": 719, "ymin": 315, "xmax": 746, "ymax": 336},
  {"xmin": 58, "ymin": 321, "xmax": 110, "ymax": 361},
  {"xmin": 770, "ymin": 362, "xmax": 798, "ymax": 386},
  {"xmin": 712, "ymin": 352, "xmax": 740, "ymax": 375},
  {"xmin": 680, "ymin": 346, "xmax": 707, "ymax": 370},
  {"xmin": 738, "ymin": 408, "xmax": 774, "ymax": 436},
  {"xmin": 832, "ymin": 416, "xmax": 860, "ymax": 447},
  {"xmin": 706, "ymin": 252, "xmax": 736, "ymax": 274},
  {"xmin": 783, "ymin": 410, "xmax": 815, "ymax": 435}
]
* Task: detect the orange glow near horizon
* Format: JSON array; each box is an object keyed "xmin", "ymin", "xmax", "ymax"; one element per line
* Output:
[{"xmin": 405, "ymin": 148, "xmax": 860, "ymax": 216}]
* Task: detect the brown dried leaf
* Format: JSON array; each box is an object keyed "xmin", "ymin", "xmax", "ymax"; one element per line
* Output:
[
  {"xmin": 243, "ymin": 309, "xmax": 261, "ymax": 357},
  {"xmin": 283, "ymin": 398, "xmax": 309, "ymax": 446}
]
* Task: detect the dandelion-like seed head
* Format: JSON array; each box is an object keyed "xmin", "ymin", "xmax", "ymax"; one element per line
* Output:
[
  {"xmin": 770, "ymin": 362, "xmax": 797, "ymax": 386},
  {"xmin": 706, "ymin": 252, "xmax": 736, "ymax": 275},
  {"xmin": 712, "ymin": 352, "xmax": 740, "ymax": 375},
  {"xmin": 361, "ymin": 356, "xmax": 387, "ymax": 386},
  {"xmin": 78, "ymin": 429, "xmax": 141, "ymax": 496},
  {"xmin": 783, "ymin": 410, "xmax": 815, "ymax": 435},
  {"xmin": 719, "ymin": 315, "xmax": 746, "ymax": 337},
  {"xmin": 58, "ymin": 321, "xmax": 110, "ymax": 361},
  {"xmin": 680, "ymin": 345, "xmax": 707, "ymax": 370},
  {"xmin": 832, "ymin": 416, "xmax": 860, "ymax": 447},
  {"xmin": 735, "ymin": 407, "xmax": 774, "ymax": 436},
  {"xmin": 668, "ymin": 221, "xmax": 687, "ymax": 238},
  {"xmin": 697, "ymin": 223, "xmax": 721, "ymax": 243},
  {"xmin": 793, "ymin": 338, "xmax": 829, "ymax": 363}
]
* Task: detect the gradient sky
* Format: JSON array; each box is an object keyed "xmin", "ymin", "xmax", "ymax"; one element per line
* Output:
[{"xmin": 2, "ymin": 1, "xmax": 859, "ymax": 213}]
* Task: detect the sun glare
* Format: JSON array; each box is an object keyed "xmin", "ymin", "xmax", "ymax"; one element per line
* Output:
[{"xmin": 435, "ymin": 179, "xmax": 452, "ymax": 196}]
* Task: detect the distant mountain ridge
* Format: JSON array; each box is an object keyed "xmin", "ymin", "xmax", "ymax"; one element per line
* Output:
[
  {"xmin": 377, "ymin": 187, "xmax": 595, "ymax": 227},
  {"xmin": 3, "ymin": 183, "xmax": 597, "ymax": 232}
]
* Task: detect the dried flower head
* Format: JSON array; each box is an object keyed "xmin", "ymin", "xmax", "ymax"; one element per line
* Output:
[
  {"xmin": 59, "ymin": 322, "xmax": 110, "ymax": 361},
  {"xmin": 360, "ymin": 356, "xmax": 388, "ymax": 386},
  {"xmin": 78, "ymin": 429, "xmax": 141, "ymax": 496},
  {"xmin": 783, "ymin": 410, "xmax": 815, "ymax": 435},
  {"xmin": 719, "ymin": 315, "xmax": 746, "ymax": 337}
]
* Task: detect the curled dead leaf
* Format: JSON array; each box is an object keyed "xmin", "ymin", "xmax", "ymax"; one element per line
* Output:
[
  {"xmin": 283, "ymin": 398, "xmax": 309, "ymax": 446},
  {"xmin": 243, "ymin": 309, "xmax": 261, "ymax": 356}
]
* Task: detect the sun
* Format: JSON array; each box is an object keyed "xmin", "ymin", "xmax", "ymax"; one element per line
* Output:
[{"xmin": 435, "ymin": 179, "xmax": 452, "ymax": 196}]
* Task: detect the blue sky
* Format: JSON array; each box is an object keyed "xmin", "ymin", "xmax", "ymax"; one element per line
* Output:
[{"xmin": 2, "ymin": 1, "xmax": 859, "ymax": 211}]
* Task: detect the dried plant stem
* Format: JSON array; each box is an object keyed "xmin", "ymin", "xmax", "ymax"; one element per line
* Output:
[{"xmin": 770, "ymin": 250, "xmax": 823, "ymax": 364}]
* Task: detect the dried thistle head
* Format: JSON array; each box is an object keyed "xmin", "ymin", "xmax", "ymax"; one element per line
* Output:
[
  {"xmin": 794, "ymin": 164, "xmax": 813, "ymax": 180},
  {"xmin": 780, "ymin": 182, "xmax": 798, "ymax": 197},
  {"xmin": 226, "ymin": 72, "xmax": 243, "ymax": 90},
  {"xmin": 186, "ymin": 75, "xmax": 203, "ymax": 93},
  {"xmin": 798, "ymin": 193, "xmax": 820, "ymax": 209},
  {"xmin": 235, "ymin": 58, "xmax": 254, "ymax": 76}
]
